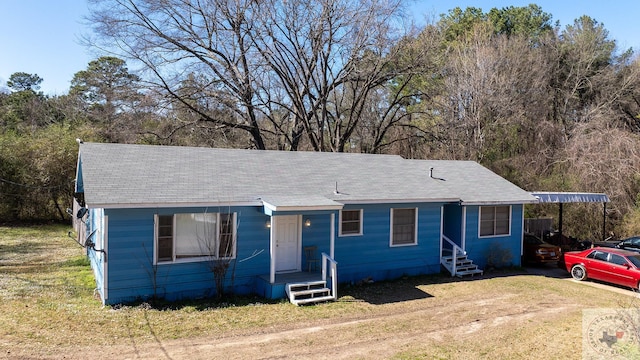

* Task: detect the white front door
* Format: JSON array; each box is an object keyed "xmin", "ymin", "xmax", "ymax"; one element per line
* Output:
[{"xmin": 274, "ymin": 215, "xmax": 300, "ymax": 273}]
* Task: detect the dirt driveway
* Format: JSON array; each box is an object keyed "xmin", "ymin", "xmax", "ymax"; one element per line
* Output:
[
  {"xmin": 16, "ymin": 266, "xmax": 638, "ymax": 360},
  {"xmin": 86, "ymin": 296, "xmax": 570, "ymax": 360}
]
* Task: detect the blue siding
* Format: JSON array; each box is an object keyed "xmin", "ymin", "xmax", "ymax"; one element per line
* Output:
[
  {"xmin": 89, "ymin": 201, "xmax": 531, "ymax": 304},
  {"xmin": 463, "ymin": 204, "xmax": 524, "ymax": 268},
  {"xmin": 102, "ymin": 206, "xmax": 272, "ymax": 304},
  {"xmin": 333, "ymin": 203, "xmax": 443, "ymax": 284},
  {"xmin": 301, "ymin": 213, "xmax": 333, "ymax": 263}
]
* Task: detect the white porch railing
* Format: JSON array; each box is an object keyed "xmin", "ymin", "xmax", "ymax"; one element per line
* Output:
[
  {"xmin": 321, "ymin": 252, "xmax": 338, "ymax": 300},
  {"xmin": 441, "ymin": 234, "xmax": 466, "ymax": 277}
]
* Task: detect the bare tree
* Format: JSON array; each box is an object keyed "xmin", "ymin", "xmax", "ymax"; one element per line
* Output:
[
  {"xmin": 187, "ymin": 211, "xmax": 237, "ymax": 299},
  {"xmin": 563, "ymin": 123, "xmax": 640, "ymax": 238},
  {"xmin": 86, "ymin": 0, "xmax": 420, "ymax": 151},
  {"xmin": 433, "ymin": 25, "xmax": 554, "ymax": 165},
  {"xmin": 613, "ymin": 55, "xmax": 640, "ymax": 133},
  {"xmin": 250, "ymin": 0, "xmax": 423, "ymax": 152},
  {"xmin": 86, "ymin": 0, "xmax": 269, "ymax": 148},
  {"xmin": 208, "ymin": 213, "xmax": 236, "ymax": 299}
]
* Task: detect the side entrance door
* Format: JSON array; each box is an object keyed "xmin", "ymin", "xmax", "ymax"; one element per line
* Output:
[{"xmin": 274, "ymin": 215, "xmax": 300, "ymax": 273}]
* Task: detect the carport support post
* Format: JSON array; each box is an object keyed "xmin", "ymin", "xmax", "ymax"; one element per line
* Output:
[
  {"xmin": 558, "ymin": 203, "xmax": 563, "ymax": 239},
  {"xmin": 602, "ymin": 203, "xmax": 607, "ymax": 242}
]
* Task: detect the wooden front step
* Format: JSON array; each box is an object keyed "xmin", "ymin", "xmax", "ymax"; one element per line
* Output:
[
  {"xmin": 286, "ymin": 280, "xmax": 334, "ymax": 306},
  {"xmin": 441, "ymin": 254, "xmax": 484, "ymax": 277},
  {"xmin": 455, "ymin": 268, "xmax": 484, "ymax": 277}
]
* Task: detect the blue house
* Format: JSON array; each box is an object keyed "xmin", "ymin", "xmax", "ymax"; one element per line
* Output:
[{"xmin": 73, "ymin": 142, "xmax": 537, "ymax": 305}]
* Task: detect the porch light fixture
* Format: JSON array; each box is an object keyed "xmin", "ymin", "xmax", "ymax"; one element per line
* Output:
[
  {"xmin": 266, "ymin": 220, "xmax": 271, "ymax": 228},
  {"xmin": 305, "ymin": 219, "xmax": 311, "ymax": 227}
]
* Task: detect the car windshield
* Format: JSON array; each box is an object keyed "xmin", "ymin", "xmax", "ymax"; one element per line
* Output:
[
  {"xmin": 622, "ymin": 237, "xmax": 640, "ymax": 246},
  {"xmin": 526, "ymin": 236, "xmax": 543, "ymax": 245},
  {"xmin": 628, "ymin": 255, "xmax": 640, "ymax": 268},
  {"xmin": 627, "ymin": 254, "xmax": 640, "ymax": 269}
]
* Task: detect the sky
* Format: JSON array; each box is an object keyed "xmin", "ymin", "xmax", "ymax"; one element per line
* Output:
[{"xmin": 1, "ymin": 1, "xmax": 639, "ymax": 96}]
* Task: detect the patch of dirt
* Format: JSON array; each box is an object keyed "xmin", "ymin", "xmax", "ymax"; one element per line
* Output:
[
  {"xmin": 81, "ymin": 305, "xmax": 571, "ymax": 359},
  {"xmin": 5, "ymin": 265, "xmax": 636, "ymax": 360},
  {"xmin": 5, "ymin": 277, "xmax": 590, "ymax": 359}
]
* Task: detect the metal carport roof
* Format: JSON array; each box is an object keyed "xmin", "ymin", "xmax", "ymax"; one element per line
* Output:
[
  {"xmin": 531, "ymin": 192, "xmax": 609, "ymax": 203},
  {"xmin": 530, "ymin": 192, "xmax": 610, "ymax": 241}
]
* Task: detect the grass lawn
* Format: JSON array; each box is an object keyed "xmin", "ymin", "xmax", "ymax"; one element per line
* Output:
[{"xmin": 1, "ymin": 224, "xmax": 638, "ymax": 359}]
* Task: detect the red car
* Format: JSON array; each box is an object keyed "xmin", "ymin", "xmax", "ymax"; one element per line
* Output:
[{"xmin": 563, "ymin": 247, "xmax": 640, "ymax": 290}]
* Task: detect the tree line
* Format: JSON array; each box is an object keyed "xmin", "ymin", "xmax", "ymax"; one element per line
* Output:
[{"xmin": 2, "ymin": 2, "xmax": 640, "ymax": 240}]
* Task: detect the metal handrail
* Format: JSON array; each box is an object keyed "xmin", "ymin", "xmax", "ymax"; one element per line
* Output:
[
  {"xmin": 442, "ymin": 235, "xmax": 465, "ymax": 277},
  {"xmin": 321, "ymin": 252, "xmax": 338, "ymax": 300}
]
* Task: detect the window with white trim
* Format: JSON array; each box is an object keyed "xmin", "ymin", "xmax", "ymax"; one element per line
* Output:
[
  {"xmin": 339, "ymin": 209, "xmax": 362, "ymax": 236},
  {"xmin": 391, "ymin": 208, "xmax": 417, "ymax": 246},
  {"xmin": 155, "ymin": 212, "xmax": 236, "ymax": 263},
  {"xmin": 479, "ymin": 206, "xmax": 511, "ymax": 237}
]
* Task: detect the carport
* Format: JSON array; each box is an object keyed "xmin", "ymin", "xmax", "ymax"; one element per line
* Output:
[{"xmin": 530, "ymin": 192, "xmax": 610, "ymax": 242}]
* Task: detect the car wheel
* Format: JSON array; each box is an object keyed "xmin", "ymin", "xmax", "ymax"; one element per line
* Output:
[{"xmin": 571, "ymin": 264, "xmax": 587, "ymax": 281}]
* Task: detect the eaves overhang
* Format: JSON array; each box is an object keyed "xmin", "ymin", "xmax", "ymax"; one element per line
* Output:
[
  {"xmin": 461, "ymin": 199, "xmax": 539, "ymax": 206},
  {"xmin": 85, "ymin": 200, "xmax": 262, "ymax": 210},
  {"xmin": 260, "ymin": 195, "xmax": 344, "ymax": 212}
]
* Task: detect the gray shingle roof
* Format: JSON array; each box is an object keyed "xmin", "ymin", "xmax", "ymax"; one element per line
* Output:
[{"xmin": 77, "ymin": 142, "xmax": 537, "ymax": 208}]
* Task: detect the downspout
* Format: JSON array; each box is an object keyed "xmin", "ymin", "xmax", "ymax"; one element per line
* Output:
[
  {"xmin": 330, "ymin": 213, "xmax": 335, "ymax": 259},
  {"xmin": 269, "ymin": 218, "xmax": 275, "ymax": 284},
  {"xmin": 439, "ymin": 206, "xmax": 444, "ymax": 259},
  {"xmin": 103, "ymin": 215, "xmax": 108, "ymax": 304},
  {"xmin": 520, "ymin": 206, "xmax": 525, "ymax": 258},
  {"xmin": 461, "ymin": 206, "xmax": 466, "ymax": 251}
]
